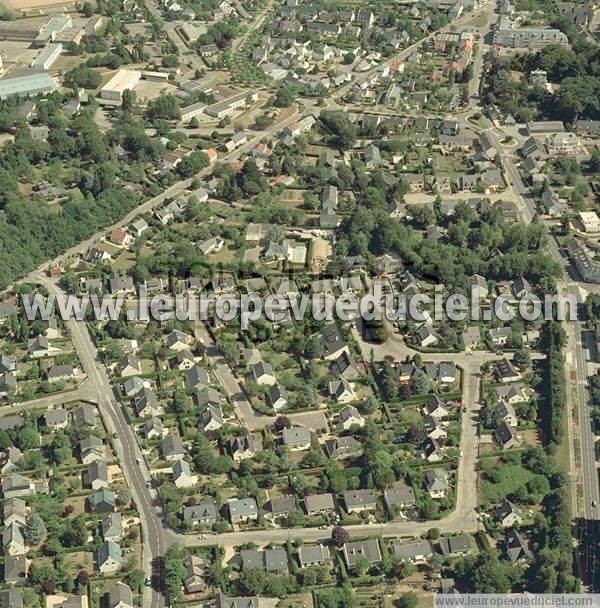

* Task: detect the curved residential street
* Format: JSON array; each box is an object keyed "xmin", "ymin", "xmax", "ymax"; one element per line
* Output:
[{"xmin": 21, "ymin": 275, "xmax": 486, "ymax": 608}]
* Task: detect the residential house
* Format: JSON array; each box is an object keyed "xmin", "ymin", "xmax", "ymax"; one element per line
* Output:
[
  {"xmin": 96, "ymin": 540, "xmax": 122, "ymax": 573},
  {"xmin": 494, "ymin": 499, "xmax": 523, "ymax": 527},
  {"xmin": 492, "ymin": 400, "xmax": 518, "ymax": 427},
  {"xmin": 425, "ymin": 469, "xmax": 448, "ymax": 499},
  {"xmin": 329, "ymin": 377, "xmax": 355, "ymax": 403},
  {"xmin": 2, "ymin": 499, "xmax": 26, "ymax": 527},
  {"xmin": 494, "ymin": 359, "xmax": 521, "ymax": 382},
  {"xmin": 183, "ymin": 499, "xmax": 218, "ymax": 526},
  {"xmin": 132, "ymin": 388, "xmax": 161, "ymax": 417},
  {"xmin": 228, "ymin": 435, "xmax": 262, "ymax": 462},
  {"xmin": 115, "ymin": 355, "xmax": 142, "ymax": 377},
  {"xmin": 240, "ymin": 548, "xmax": 289, "ymax": 573},
  {"xmin": 422, "ymin": 395, "xmax": 449, "ymax": 419},
  {"xmin": 383, "ymin": 485, "xmax": 416, "ymax": 510},
  {"xmin": 2, "ymin": 523, "xmax": 25, "ymax": 556},
  {"xmin": 89, "ymin": 489, "xmax": 116, "ymax": 513},
  {"xmin": 251, "ymin": 361, "xmax": 276, "ymax": 386},
  {"xmin": 143, "ymin": 417, "xmax": 164, "ymax": 439},
  {"xmin": 303, "ymin": 493, "xmax": 335, "ymax": 515},
  {"xmin": 172, "ymin": 459, "xmax": 198, "ymax": 489},
  {"xmin": 343, "ymin": 489, "xmax": 377, "ymax": 513},
  {"xmin": 73, "ymin": 404, "xmax": 97, "ymax": 428},
  {"xmin": 282, "ymin": 426, "xmax": 311, "ymax": 451},
  {"xmin": 200, "ymin": 404, "xmax": 224, "ymax": 431},
  {"xmin": 101, "ymin": 512, "xmax": 124, "ymax": 541},
  {"xmin": 318, "ymin": 323, "xmax": 349, "ymax": 360},
  {"xmin": 390, "ymin": 538, "xmax": 433, "ymax": 563},
  {"xmin": 267, "ymin": 384, "xmax": 289, "ymax": 412},
  {"xmin": 107, "ymin": 583, "xmax": 133, "ymax": 608},
  {"xmin": 44, "ymin": 408, "xmax": 68, "ymax": 429},
  {"xmin": 324, "ymin": 436, "xmax": 362, "ymax": 459},
  {"xmin": 298, "ymin": 544, "xmax": 330, "ymax": 567},
  {"xmin": 437, "ymin": 534, "xmax": 472, "ymax": 557},
  {"xmin": 183, "ymin": 555, "xmax": 206, "ymax": 594},
  {"xmin": 162, "ymin": 435, "xmax": 186, "ymax": 461},
  {"xmin": 3, "ymin": 554, "xmax": 26, "ymax": 585},
  {"xmin": 342, "ymin": 539, "xmax": 381, "ymax": 569},
  {"xmin": 264, "ymin": 495, "xmax": 296, "ymax": 521},
  {"xmin": 227, "ymin": 497, "xmax": 258, "ymax": 523},
  {"xmin": 505, "ymin": 528, "xmax": 533, "ymax": 562},
  {"xmin": 495, "ymin": 421, "xmax": 520, "ymax": 449},
  {"xmin": 87, "ymin": 460, "xmax": 109, "ymax": 490},
  {"xmin": 80, "ymin": 436, "xmax": 105, "ymax": 464},
  {"xmin": 338, "ymin": 405, "xmax": 364, "ymax": 429}
]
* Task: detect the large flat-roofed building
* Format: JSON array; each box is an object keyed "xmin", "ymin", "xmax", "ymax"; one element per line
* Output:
[
  {"xmin": 205, "ymin": 91, "xmax": 259, "ymax": 119},
  {"xmin": 99, "ymin": 69, "xmax": 141, "ymax": 102},
  {"xmin": 31, "ymin": 43, "xmax": 63, "ymax": 71},
  {"xmin": 568, "ymin": 241, "xmax": 600, "ymax": 283},
  {"xmin": 0, "ymin": 72, "xmax": 57, "ymax": 100},
  {"xmin": 181, "ymin": 101, "xmax": 207, "ymax": 123},
  {"xmin": 493, "ymin": 17, "xmax": 569, "ymax": 48},
  {"xmin": 0, "ymin": 22, "xmax": 40, "ymax": 41},
  {"xmin": 34, "ymin": 14, "xmax": 73, "ymax": 46}
]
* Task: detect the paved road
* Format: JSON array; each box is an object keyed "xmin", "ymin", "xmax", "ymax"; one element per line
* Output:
[
  {"xmin": 231, "ymin": 0, "xmax": 275, "ymax": 53},
  {"xmin": 488, "ymin": 126, "xmax": 600, "ymax": 586},
  {"xmin": 1, "ymin": 381, "xmax": 92, "ymax": 415},
  {"xmin": 21, "ymin": 108, "xmax": 304, "ymax": 286},
  {"xmin": 39, "ymin": 277, "xmax": 167, "ymax": 608},
  {"xmin": 194, "ymin": 322, "xmax": 328, "ymax": 432}
]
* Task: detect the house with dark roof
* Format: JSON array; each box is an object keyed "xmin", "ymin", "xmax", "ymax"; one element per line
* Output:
[
  {"xmin": 87, "ymin": 460, "xmax": 109, "ymax": 490},
  {"xmin": 383, "ymin": 485, "xmax": 416, "ymax": 510},
  {"xmin": 390, "ymin": 538, "xmax": 432, "ymax": 563},
  {"xmin": 162, "ymin": 435, "xmax": 186, "ymax": 461},
  {"xmin": 282, "ymin": 426, "xmax": 311, "ymax": 451},
  {"xmin": 343, "ymin": 489, "xmax": 377, "ymax": 513},
  {"xmin": 101, "ymin": 512, "xmax": 124, "ymax": 541},
  {"xmin": 2, "ymin": 473, "xmax": 34, "ymax": 499},
  {"xmin": 342, "ymin": 539, "xmax": 381, "ymax": 569},
  {"xmin": 228, "ymin": 436, "xmax": 262, "ymax": 462},
  {"xmin": 317, "ymin": 323, "xmax": 349, "ymax": 360},
  {"xmin": 324, "ymin": 436, "xmax": 362, "ymax": 459},
  {"xmin": 303, "ymin": 493, "xmax": 336, "ymax": 515},
  {"xmin": 227, "ymin": 497, "xmax": 258, "ymax": 523},
  {"xmin": 89, "ymin": 488, "xmax": 116, "ymax": 513},
  {"xmin": 107, "ymin": 582, "xmax": 133, "ymax": 608},
  {"xmin": 425, "ymin": 469, "xmax": 448, "ymax": 499},
  {"xmin": 264, "ymin": 495, "xmax": 296, "ymax": 521},
  {"xmin": 96, "ymin": 540, "xmax": 122, "ymax": 573},
  {"xmin": 80, "ymin": 436, "xmax": 104, "ymax": 464},
  {"xmin": 494, "ymin": 499, "xmax": 523, "ymax": 527},
  {"xmin": 495, "ymin": 421, "xmax": 520, "ymax": 449},
  {"xmin": 183, "ymin": 499, "xmax": 218, "ymax": 526},
  {"xmin": 437, "ymin": 534, "xmax": 472, "ymax": 557},
  {"xmin": 240, "ymin": 548, "xmax": 289, "ymax": 573},
  {"xmin": 505, "ymin": 528, "xmax": 533, "ymax": 562},
  {"xmin": 298, "ymin": 544, "xmax": 330, "ymax": 567},
  {"xmin": 3, "ymin": 554, "xmax": 26, "ymax": 585}
]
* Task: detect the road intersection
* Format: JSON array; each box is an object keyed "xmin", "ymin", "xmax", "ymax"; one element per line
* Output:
[{"xmin": 10, "ymin": 0, "xmax": 599, "ymax": 600}]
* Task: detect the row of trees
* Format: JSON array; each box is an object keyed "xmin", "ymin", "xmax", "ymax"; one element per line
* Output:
[{"xmin": 539, "ymin": 321, "xmax": 566, "ymax": 450}]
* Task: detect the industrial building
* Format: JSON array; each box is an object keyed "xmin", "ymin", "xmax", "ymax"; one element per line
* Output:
[
  {"xmin": 141, "ymin": 70, "xmax": 170, "ymax": 82},
  {"xmin": 204, "ymin": 91, "xmax": 259, "ymax": 119},
  {"xmin": 0, "ymin": 72, "xmax": 57, "ymax": 101},
  {"xmin": 34, "ymin": 15, "xmax": 72, "ymax": 46},
  {"xmin": 31, "ymin": 43, "xmax": 63, "ymax": 71},
  {"xmin": 180, "ymin": 101, "xmax": 207, "ymax": 123},
  {"xmin": 99, "ymin": 69, "xmax": 141, "ymax": 102}
]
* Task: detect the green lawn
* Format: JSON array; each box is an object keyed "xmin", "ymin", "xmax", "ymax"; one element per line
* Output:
[{"xmin": 481, "ymin": 462, "xmax": 534, "ymax": 503}]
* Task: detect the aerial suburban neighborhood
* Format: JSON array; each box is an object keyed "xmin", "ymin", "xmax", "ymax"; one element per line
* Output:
[{"xmin": 0, "ymin": 0, "xmax": 597, "ymax": 604}]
